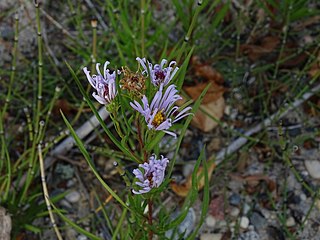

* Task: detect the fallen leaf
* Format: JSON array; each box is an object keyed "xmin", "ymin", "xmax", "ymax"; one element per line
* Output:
[
  {"xmin": 236, "ymin": 151, "xmax": 250, "ymax": 172},
  {"xmin": 308, "ymin": 50, "xmax": 320, "ymax": 78},
  {"xmin": 293, "ymin": 16, "xmax": 320, "ymax": 31},
  {"xmin": 240, "ymin": 36, "xmax": 280, "ymax": 61},
  {"xmin": 183, "ymin": 56, "xmax": 226, "ymax": 132},
  {"xmin": 191, "ymin": 56, "xmax": 224, "ymax": 85},
  {"xmin": 53, "ymin": 99, "xmax": 74, "ymax": 116},
  {"xmin": 184, "ymin": 81, "xmax": 225, "ymax": 105},
  {"xmin": 191, "ymin": 96, "xmax": 225, "ymax": 132},
  {"xmin": 230, "ymin": 173, "xmax": 277, "ymax": 194},
  {"xmin": 171, "ymin": 160, "xmax": 216, "ymax": 197}
]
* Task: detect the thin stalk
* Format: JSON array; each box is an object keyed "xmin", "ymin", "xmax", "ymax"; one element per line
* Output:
[
  {"xmin": 20, "ymin": 1, "xmax": 43, "ymax": 203},
  {"xmin": 35, "ymin": 0, "xmax": 43, "ymax": 136},
  {"xmin": 71, "ymin": 19, "xmax": 98, "ymax": 125},
  {"xmin": 148, "ymin": 199, "xmax": 153, "ymax": 240},
  {"xmin": 137, "ymin": 117, "xmax": 148, "ymax": 162},
  {"xmin": 112, "ymin": 207, "xmax": 128, "ymax": 240},
  {"xmin": 278, "ymin": 122, "xmax": 314, "ymax": 195},
  {"xmin": 273, "ymin": 2, "xmax": 292, "ymax": 79},
  {"xmin": 38, "ymin": 144, "xmax": 63, "ymax": 240},
  {"xmin": 2, "ymin": 12, "xmax": 19, "ymax": 115},
  {"xmin": 0, "ymin": 12, "xmax": 19, "ymax": 174},
  {"xmin": 176, "ymin": 1, "xmax": 204, "ymax": 62},
  {"xmin": 140, "ymin": 0, "xmax": 146, "ymax": 57}
]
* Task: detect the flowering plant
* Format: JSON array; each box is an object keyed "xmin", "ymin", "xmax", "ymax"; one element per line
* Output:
[{"xmin": 63, "ymin": 56, "xmax": 209, "ymax": 240}]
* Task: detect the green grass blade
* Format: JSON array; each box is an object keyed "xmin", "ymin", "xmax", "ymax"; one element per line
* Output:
[
  {"xmin": 51, "ymin": 201, "xmax": 102, "ymax": 240},
  {"xmin": 187, "ymin": 148, "xmax": 210, "ymax": 239},
  {"xmin": 61, "ymin": 111, "xmax": 130, "ymax": 211}
]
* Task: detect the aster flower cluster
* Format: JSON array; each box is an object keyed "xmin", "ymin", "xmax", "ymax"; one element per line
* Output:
[
  {"xmin": 130, "ymin": 84, "xmax": 192, "ymax": 138},
  {"xmin": 136, "ymin": 57, "xmax": 179, "ymax": 87},
  {"xmin": 83, "ymin": 61, "xmax": 118, "ymax": 105},
  {"xmin": 130, "ymin": 57, "xmax": 192, "ymax": 138},
  {"xmin": 132, "ymin": 155, "xmax": 169, "ymax": 194},
  {"xmin": 83, "ymin": 58, "xmax": 192, "ymax": 195}
]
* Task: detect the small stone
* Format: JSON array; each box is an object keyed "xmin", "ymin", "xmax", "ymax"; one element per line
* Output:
[
  {"xmin": 55, "ymin": 163, "xmax": 75, "ymax": 180},
  {"xmin": 77, "ymin": 235, "xmax": 88, "ymax": 240},
  {"xmin": 287, "ymin": 191, "xmax": 301, "ymax": 205},
  {"xmin": 229, "ymin": 193, "xmax": 241, "ymax": 206},
  {"xmin": 165, "ymin": 208, "xmax": 195, "ymax": 239},
  {"xmin": 66, "ymin": 179, "xmax": 76, "ymax": 188},
  {"xmin": 60, "ymin": 199, "xmax": 72, "ymax": 209},
  {"xmin": 267, "ymin": 226, "xmax": 285, "ymax": 240},
  {"xmin": 261, "ymin": 210, "xmax": 270, "ymax": 220},
  {"xmin": 65, "ymin": 191, "xmax": 81, "ymax": 203},
  {"xmin": 238, "ymin": 229, "xmax": 260, "ymax": 240},
  {"xmin": 65, "ymin": 228, "xmax": 77, "ymax": 239},
  {"xmin": 200, "ymin": 233, "xmax": 222, "ymax": 240},
  {"xmin": 205, "ymin": 215, "xmax": 216, "ymax": 227},
  {"xmin": 249, "ymin": 211, "xmax": 266, "ymax": 230},
  {"xmin": 216, "ymin": 220, "xmax": 227, "ymax": 228},
  {"xmin": 230, "ymin": 207, "xmax": 240, "ymax": 217},
  {"xmin": 240, "ymin": 216, "xmax": 249, "ymax": 229},
  {"xmin": 243, "ymin": 203, "xmax": 251, "ymax": 215},
  {"xmin": 286, "ymin": 216, "xmax": 295, "ymax": 227},
  {"xmin": 304, "ymin": 160, "xmax": 320, "ymax": 179},
  {"xmin": 182, "ymin": 163, "xmax": 195, "ymax": 178},
  {"xmin": 300, "ymin": 193, "xmax": 307, "ymax": 201}
]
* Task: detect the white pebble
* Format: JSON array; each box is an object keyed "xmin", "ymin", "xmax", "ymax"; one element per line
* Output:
[
  {"xmin": 65, "ymin": 190, "xmax": 81, "ymax": 203},
  {"xmin": 216, "ymin": 220, "xmax": 227, "ymax": 228},
  {"xmin": 66, "ymin": 179, "xmax": 76, "ymax": 188},
  {"xmin": 205, "ymin": 215, "xmax": 216, "ymax": 227},
  {"xmin": 77, "ymin": 235, "xmax": 88, "ymax": 240},
  {"xmin": 240, "ymin": 216, "xmax": 249, "ymax": 229},
  {"xmin": 200, "ymin": 233, "xmax": 222, "ymax": 240},
  {"xmin": 286, "ymin": 216, "xmax": 296, "ymax": 227},
  {"xmin": 230, "ymin": 207, "xmax": 240, "ymax": 217},
  {"xmin": 304, "ymin": 160, "xmax": 320, "ymax": 179},
  {"xmin": 243, "ymin": 203, "xmax": 250, "ymax": 215},
  {"xmin": 300, "ymin": 193, "xmax": 307, "ymax": 201},
  {"xmin": 182, "ymin": 163, "xmax": 195, "ymax": 178},
  {"xmin": 60, "ymin": 199, "xmax": 72, "ymax": 209}
]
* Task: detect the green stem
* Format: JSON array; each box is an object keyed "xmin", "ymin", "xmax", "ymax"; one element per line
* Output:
[
  {"xmin": 148, "ymin": 199, "xmax": 153, "ymax": 240},
  {"xmin": 20, "ymin": 1, "xmax": 43, "ymax": 203},
  {"xmin": 140, "ymin": 0, "xmax": 146, "ymax": 57},
  {"xmin": 0, "ymin": 12, "xmax": 19, "ymax": 176},
  {"xmin": 72, "ymin": 19, "xmax": 98, "ymax": 125},
  {"xmin": 273, "ymin": 2, "xmax": 292, "ymax": 79},
  {"xmin": 176, "ymin": 1, "xmax": 204, "ymax": 62}
]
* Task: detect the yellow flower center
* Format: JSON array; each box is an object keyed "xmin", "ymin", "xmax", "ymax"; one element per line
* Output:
[{"xmin": 152, "ymin": 110, "xmax": 165, "ymax": 127}]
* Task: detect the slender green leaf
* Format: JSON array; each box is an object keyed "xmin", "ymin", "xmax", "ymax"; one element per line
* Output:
[
  {"xmin": 51, "ymin": 201, "xmax": 102, "ymax": 240},
  {"xmin": 61, "ymin": 111, "xmax": 129, "ymax": 210}
]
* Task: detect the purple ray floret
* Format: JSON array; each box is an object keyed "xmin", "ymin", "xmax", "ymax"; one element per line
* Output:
[
  {"xmin": 136, "ymin": 57, "xmax": 179, "ymax": 86},
  {"xmin": 132, "ymin": 155, "xmax": 169, "ymax": 194},
  {"xmin": 130, "ymin": 84, "xmax": 192, "ymax": 138},
  {"xmin": 83, "ymin": 61, "xmax": 118, "ymax": 105}
]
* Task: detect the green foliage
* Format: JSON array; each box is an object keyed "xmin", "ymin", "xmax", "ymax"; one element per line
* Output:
[{"xmin": 1, "ymin": 0, "xmax": 319, "ymax": 239}]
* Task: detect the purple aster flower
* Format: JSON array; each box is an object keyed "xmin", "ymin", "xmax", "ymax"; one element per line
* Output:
[
  {"xmin": 136, "ymin": 57, "xmax": 179, "ymax": 86},
  {"xmin": 130, "ymin": 84, "xmax": 192, "ymax": 138},
  {"xmin": 83, "ymin": 61, "xmax": 118, "ymax": 105},
  {"xmin": 132, "ymin": 154, "xmax": 169, "ymax": 194}
]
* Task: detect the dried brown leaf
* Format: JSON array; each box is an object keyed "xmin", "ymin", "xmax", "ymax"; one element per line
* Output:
[
  {"xmin": 171, "ymin": 161, "xmax": 216, "ymax": 197},
  {"xmin": 240, "ymin": 36, "xmax": 280, "ymax": 61},
  {"xmin": 191, "ymin": 96, "xmax": 225, "ymax": 132}
]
